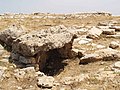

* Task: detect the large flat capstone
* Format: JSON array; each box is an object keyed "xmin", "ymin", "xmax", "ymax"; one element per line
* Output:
[{"xmin": 12, "ymin": 27, "xmax": 74, "ymax": 56}]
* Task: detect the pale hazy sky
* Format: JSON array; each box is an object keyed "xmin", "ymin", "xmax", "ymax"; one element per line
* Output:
[{"xmin": 0, "ymin": 0, "xmax": 120, "ymax": 15}]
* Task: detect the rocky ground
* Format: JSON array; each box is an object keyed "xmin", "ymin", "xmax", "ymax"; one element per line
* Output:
[{"xmin": 0, "ymin": 12, "xmax": 120, "ymax": 90}]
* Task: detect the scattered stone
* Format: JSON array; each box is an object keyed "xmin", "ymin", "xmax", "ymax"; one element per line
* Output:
[
  {"xmin": 78, "ymin": 38, "xmax": 92, "ymax": 44},
  {"xmin": 14, "ymin": 69, "xmax": 26, "ymax": 79},
  {"xmin": 37, "ymin": 76, "xmax": 55, "ymax": 88},
  {"xmin": 10, "ymin": 52, "xmax": 20, "ymax": 60},
  {"xmin": 14, "ymin": 67, "xmax": 36, "ymax": 79},
  {"xmin": 110, "ymin": 26, "xmax": 120, "ymax": 31},
  {"xmin": 2, "ymin": 54, "xmax": 10, "ymax": 59},
  {"xmin": 102, "ymin": 29, "xmax": 115, "ymax": 35},
  {"xmin": 96, "ymin": 44, "xmax": 106, "ymax": 49},
  {"xmin": 0, "ymin": 50, "xmax": 5, "ymax": 56},
  {"xmin": 72, "ymin": 49, "xmax": 84, "ymax": 58},
  {"xmin": 68, "ymin": 28, "xmax": 87, "ymax": 37},
  {"xmin": 80, "ymin": 54, "xmax": 101, "ymax": 64},
  {"xmin": 86, "ymin": 27, "xmax": 102, "ymax": 39},
  {"xmin": 112, "ymin": 61, "xmax": 120, "ymax": 73},
  {"xmin": 17, "ymin": 86, "xmax": 22, "ymax": 90},
  {"xmin": 60, "ymin": 74, "xmax": 88, "ymax": 85},
  {"xmin": 100, "ymin": 62, "xmax": 106, "ymax": 65},
  {"xmin": 95, "ymin": 48, "xmax": 120, "ymax": 61},
  {"xmin": 0, "ymin": 59, "xmax": 9, "ymax": 63},
  {"xmin": 19, "ymin": 56, "xmax": 36, "ymax": 64},
  {"xmin": 80, "ymin": 48, "xmax": 120, "ymax": 64},
  {"xmin": 0, "ymin": 66, "xmax": 7, "ymax": 80},
  {"xmin": 35, "ymin": 71, "xmax": 45, "ymax": 77},
  {"xmin": 113, "ymin": 61, "xmax": 120, "ymax": 69},
  {"xmin": 97, "ymin": 26, "xmax": 109, "ymax": 29},
  {"xmin": 106, "ymin": 35, "xmax": 120, "ymax": 39},
  {"xmin": 0, "ymin": 44, "xmax": 4, "ymax": 50},
  {"xmin": 109, "ymin": 41, "xmax": 119, "ymax": 49},
  {"xmin": 97, "ymin": 21, "xmax": 109, "ymax": 26},
  {"xmin": 0, "ymin": 42, "xmax": 5, "ymax": 55}
]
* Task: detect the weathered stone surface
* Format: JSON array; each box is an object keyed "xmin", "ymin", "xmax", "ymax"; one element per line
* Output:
[
  {"xmin": 109, "ymin": 41, "xmax": 119, "ymax": 49},
  {"xmin": 12, "ymin": 26, "xmax": 74, "ymax": 57},
  {"xmin": 37, "ymin": 76, "xmax": 55, "ymax": 88},
  {"xmin": 0, "ymin": 25, "xmax": 27, "ymax": 46},
  {"xmin": 86, "ymin": 27, "xmax": 102, "ymax": 39}
]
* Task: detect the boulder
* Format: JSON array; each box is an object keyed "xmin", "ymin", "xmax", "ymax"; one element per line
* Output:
[
  {"xmin": 86, "ymin": 27, "xmax": 102, "ymax": 39},
  {"xmin": 109, "ymin": 41, "xmax": 119, "ymax": 49},
  {"xmin": 0, "ymin": 25, "xmax": 27, "ymax": 46}
]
